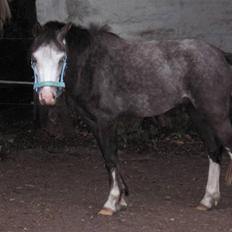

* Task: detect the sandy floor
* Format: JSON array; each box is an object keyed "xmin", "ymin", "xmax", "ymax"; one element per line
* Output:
[{"xmin": 0, "ymin": 140, "xmax": 231, "ymax": 232}]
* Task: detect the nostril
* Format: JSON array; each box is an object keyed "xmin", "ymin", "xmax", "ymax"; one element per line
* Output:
[
  {"xmin": 39, "ymin": 92, "xmax": 43, "ymax": 102},
  {"xmin": 39, "ymin": 98, "xmax": 45, "ymax": 105},
  {"xmin": 52, "ymin": 93, "xmax": 56, "ymax": 100}
]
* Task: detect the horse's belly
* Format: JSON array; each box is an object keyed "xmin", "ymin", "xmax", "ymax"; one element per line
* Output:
[{"xmin": 125, "ymin": 92, "xmax": 182, "ymax": 117}]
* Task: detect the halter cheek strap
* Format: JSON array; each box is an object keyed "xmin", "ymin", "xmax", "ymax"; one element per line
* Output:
[{"xmin": 31, "ymin": 56, "xmax": 67, "ymax": 94}]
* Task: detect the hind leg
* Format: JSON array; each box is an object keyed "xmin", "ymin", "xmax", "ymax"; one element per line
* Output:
[
  {"xmin": 188, "ymin": 106, "xmax": 223, "ymax": 210},
  {"xmin": 198, "ymin": 158, "xmax": 221, "ymax": 210},
  {"xmin": 196, "ymin": 101, "xmax": 232, "ymax": 208},
  {"xmin": 210, "ymin": 118, "xmax": 232, "ymax": 185}
]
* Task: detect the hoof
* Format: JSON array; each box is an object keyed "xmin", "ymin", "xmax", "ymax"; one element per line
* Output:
[
  {"xmin": 196, "ymin": 204, "xmax": 210, "ymax": 211},
  {"xmin": 98, "ymin": 208, "xmax": 114, "ymax": 216}
]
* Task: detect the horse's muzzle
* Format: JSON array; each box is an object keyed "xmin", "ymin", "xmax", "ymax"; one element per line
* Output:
[{"xmin": 38, "ymin": 87, "xmax": 57, "ymax": 106}]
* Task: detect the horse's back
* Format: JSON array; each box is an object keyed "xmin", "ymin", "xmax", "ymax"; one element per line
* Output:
[
  {"xmin": 104, "ymin": 39, "xmax": 191, "ymax": 116},
  {"xmin": 97, "ymin": 36, "xmax": 232, "ymax": 117}
]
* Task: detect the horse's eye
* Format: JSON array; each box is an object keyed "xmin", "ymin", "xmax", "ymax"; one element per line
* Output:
[
  {"xmin": 59, "ymin": 56, "xmax": 66, "ymax": 65},
  {"xmin": 31, "ymin": 57, "xmax": 37, "ymax": 65}
]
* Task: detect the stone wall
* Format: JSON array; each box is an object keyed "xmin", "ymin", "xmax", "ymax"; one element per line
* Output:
[{"xmin": 36, "ymin": 0, "xmax": 232, "ymax": 50}]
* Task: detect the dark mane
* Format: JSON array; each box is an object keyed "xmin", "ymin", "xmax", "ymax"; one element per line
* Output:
[
  {"xmin": 88, "ymin": 23, "xmax": 120, "ymax": 38},
  {"xmin": 66, "ymin": 22, "xmax": 121, "ymax": 53}
]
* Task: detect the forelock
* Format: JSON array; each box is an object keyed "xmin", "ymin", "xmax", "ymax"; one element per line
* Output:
[{"xmin": 31, "ymin": 27, "xmax": 66, "ymax": 54}]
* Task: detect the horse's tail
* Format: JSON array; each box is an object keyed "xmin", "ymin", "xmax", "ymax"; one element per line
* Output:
[{"xmin": 224, "ymin": 52, "xmax": 232, "ymax": 65}]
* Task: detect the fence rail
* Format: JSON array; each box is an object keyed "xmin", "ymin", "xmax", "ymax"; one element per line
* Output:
[
  {"xmin": 0, "ymin": 38, "xmax": 34, "ymax": 107},
  {"xmin": 0, "ymin": 80, "xmax": 34, "ymax": 106},
  {"xmin": 0, "ymin": 80, "xmax": 33, "ymax": 85}
]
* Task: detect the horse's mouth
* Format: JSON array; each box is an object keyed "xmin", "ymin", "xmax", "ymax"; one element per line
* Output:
[
  {"xmin": 39, "ymin": 97, "xmax": 56, "ymax": 106},
  {"xmin": 38, "ymin": 87, "xmax": 57, "ymax": 106}
]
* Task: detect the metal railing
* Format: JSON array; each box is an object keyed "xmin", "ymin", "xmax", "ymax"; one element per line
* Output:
[
  {"xmin": 0, "ymin": 80, "xmax": 33, "ymax": 85},
  {"xmin": 0, "ymin": 80, "xmax": 34, "ymax": 106}
]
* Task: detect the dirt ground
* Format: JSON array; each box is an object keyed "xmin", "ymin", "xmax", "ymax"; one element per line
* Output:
[
  {"xmin": 0, "ymin": 132, "xmax": 232, "ymax": 232},
  {"xmin": 0, "ymin": 107, "xmax": 231, "ymax": 232}
]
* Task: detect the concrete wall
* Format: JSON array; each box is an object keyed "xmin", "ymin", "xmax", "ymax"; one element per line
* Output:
[{"xmin": 36, "ymin": 0, "xmax": 232, "ymax": 51}]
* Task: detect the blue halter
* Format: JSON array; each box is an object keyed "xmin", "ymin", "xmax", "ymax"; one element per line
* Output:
[{"xmin": 31, "ymin": 56, "xmax": 67, "ymax": 94}]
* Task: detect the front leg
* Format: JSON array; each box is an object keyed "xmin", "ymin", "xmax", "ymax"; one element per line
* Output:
[
  {"xmin": 99, "ymin": 168, "xmax": 128, "ymax": 215},
  {"xmin": 94, "ymin": 120, "xmax": 128, "ymax": 215},
  {"xmin": 197, "ymin": 158, "xmax": 221, "ymax": 210}
]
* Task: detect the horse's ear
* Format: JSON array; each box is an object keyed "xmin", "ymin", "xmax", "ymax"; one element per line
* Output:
[
  {"xmin": 32, "ymin": 21, "xmax": 43, "ymax": 37},
  {"xmin": 57, "ymin": 22, "xmax": 72, "ymax": 44}
]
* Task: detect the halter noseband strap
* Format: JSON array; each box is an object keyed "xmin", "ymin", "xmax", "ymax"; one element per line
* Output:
[{"xmin": 31, "ymin": 55, "xmax": 67, "ymax": 93}]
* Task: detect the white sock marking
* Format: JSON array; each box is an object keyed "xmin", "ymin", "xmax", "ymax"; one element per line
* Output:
[
  {"xmin": 226, "ymin": 147, "xmax": 232, "ymax": 160},
  {"xmin": 200, "ymin": 158, "xmax": 220, "ymax": 208},
  {"xmin": 103, "ymin": 169, "xmax": 124, "ymax": 212}
]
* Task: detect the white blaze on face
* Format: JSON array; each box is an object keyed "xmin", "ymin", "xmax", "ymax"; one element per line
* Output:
[{"xmin": 32, "ymin": 44, "xmax": 65, "ymax": 105}]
